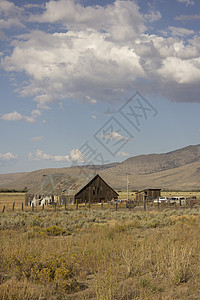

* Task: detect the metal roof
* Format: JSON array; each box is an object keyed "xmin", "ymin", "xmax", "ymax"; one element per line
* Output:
[{"xmin": 27, "ymin": 173, "xmax": 96, "ymax": 196}]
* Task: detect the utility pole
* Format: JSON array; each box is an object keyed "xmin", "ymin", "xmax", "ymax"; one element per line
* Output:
[{"xmin": 126, "ymin": 173, "xmax": 131, "ymax": 203}]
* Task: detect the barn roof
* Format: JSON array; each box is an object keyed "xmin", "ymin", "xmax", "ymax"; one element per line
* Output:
[{"xmin": 27, "ymin": 173, "xmax": 97, "ymax": 196}]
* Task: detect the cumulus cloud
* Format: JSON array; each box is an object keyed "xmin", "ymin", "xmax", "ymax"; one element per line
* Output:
[
  {"xmin": 177, "ymin": 0, "xmax": 195, "ymax": 6},
  {"xmin": 1, "ymin": 0, "xmax": 200, "ymax": 105},
  {"xmin": 0, "ymin": 110, "xmax": 41, "ymax": 123},
  {"xmin": 168, "ymin": 26, "xmax": 194, "ymax": 37},
  {"xmin": 28, "ymin": 148, "xmax": 85, "ymax": 163},
  {"xmin": 117, "ymin": 151, "xmax": 130, "ymax": 157},
  {"xmin": 101, "ymin": 131, "xmax": 132, "ymax": 141},
  {"xmin": 31, "ymin": 110, "xmax": 41, "ymax": 117},
  {"xmin": 0, "ymin": 152, "xmax": 18, "ymax": 161},
  {"xmin": 0, "ymin": 0, "xmax": 24, "ymax": 30},
  {"xmin": 2, "ymin": 29, "xmax": 144, "ymax": 106},
  {"xmin": 30, "ymin": 0, "xmax": 146, "ymax": 42},
  {"xmin": 144, "ymin": 9, "xmax": 161, "ymax": 23}
]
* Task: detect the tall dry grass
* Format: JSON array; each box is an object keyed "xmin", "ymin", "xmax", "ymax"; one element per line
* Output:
[{"xmin": 0, "ymin": 209, "xmax": 200, "ymax": 299}]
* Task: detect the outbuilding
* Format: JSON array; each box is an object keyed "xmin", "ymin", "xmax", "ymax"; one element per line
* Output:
[
  {"xmin": 135, "ymin": 188, "xmax": 161, "ymax": 202},
  {"xmin": 25, "ymin": 173, "xmax": 118, "ymax": 206}
]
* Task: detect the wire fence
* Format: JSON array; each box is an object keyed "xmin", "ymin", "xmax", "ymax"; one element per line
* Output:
[{"xmin": 1, "ymin": 199, "xmax": 200, "ymax": 213}]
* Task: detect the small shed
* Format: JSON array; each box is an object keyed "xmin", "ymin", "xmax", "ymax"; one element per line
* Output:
[
  {"xmin": 135, "ymin": 189, "xmax": 161, "ymax": 202},
  {"xmin": 25, "ymin": 173, "xmax": 118, "ymax": 206}
]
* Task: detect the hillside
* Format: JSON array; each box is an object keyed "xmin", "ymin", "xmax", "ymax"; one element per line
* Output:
[
  {"xmin": 100, "ymin": 161, "xmax": 200, "ymax": 190},
  {"xmin": 108, "ymin": 144, "xmax": 200, "ymax": 175},
  {"xmin": 99, "ymin": 144, "xmax": 200, "ymax": 189},
  {"xmin": 0, "ymin": 144, "xmax": 200, "ymax": 191}
]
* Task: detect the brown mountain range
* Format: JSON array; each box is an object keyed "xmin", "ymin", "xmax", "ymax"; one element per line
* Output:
[{"xmin": 0, "ymin": 144, "xmax": 200, "ymax": 191}]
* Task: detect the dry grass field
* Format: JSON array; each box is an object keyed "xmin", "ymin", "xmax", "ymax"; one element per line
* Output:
[
  {"xmin": 0, "ymin": 193, "xmax": 25, "ymax": 211},
  {"xmin": 0, "ymin": 193, "xmax": 200, "ymax": 299}
]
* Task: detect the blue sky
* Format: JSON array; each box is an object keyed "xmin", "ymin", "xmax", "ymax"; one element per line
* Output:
[{"xmin": 0, "ymin": 0, "xmax": 200, "ymax": 174}]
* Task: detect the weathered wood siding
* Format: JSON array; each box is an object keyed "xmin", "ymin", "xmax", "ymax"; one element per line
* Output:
[
  {"xmin": 25, "ymin": 194, "xmax": 34, "ymax": 206},
  {"xmin": 146, "ymin": 189, "xmax": 161, "ymax": 200},
  {"xmin": 136, "ymin": 189, "xmax": 161, "ymax": 202},
  {"xmin": 75, "ymin": 175, "xmax": 118, "ymax": 204}
]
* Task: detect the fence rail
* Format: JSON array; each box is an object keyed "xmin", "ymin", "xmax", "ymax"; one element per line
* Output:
[{"xmin": 1, "ymin": 199, "xmax": 200, "ymax": 213}]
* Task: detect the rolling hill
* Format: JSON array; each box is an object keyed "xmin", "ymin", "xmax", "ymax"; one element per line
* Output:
[{"xmin": 0, "ymin": 144, "xmax": 200, "ymax": 191}]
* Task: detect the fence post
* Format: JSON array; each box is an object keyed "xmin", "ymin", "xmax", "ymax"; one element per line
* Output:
[
  {"xmin": 42, "ymin": 204, "xmax": 44, "ymax": 211},
  {"xmin": 76, "ymin": 200, "xmax": 78, "ymax": 210},
  {"xmin": 22, "ymin": 202, "xmax": 24, "ymax": 211},
  {"xmin": 144, "ymin": 200, "xmax": 146, "ymax": 211},
  {"xmin": 101, "ymin": 202, "xmax": 103, "ymax": 210},
  {"xmin": 2, "ymin": 205, "xmax": 5, "ymax": 213},
  {"xmin": 32, "ymin": 203, "xmax": 34, "ymax": 212},
  {"xmin": 64, "ymin": 203, "xmax": 67, "ymax": 210},
  {"xmin": 88, "ymin": 202, "xmax": 91, "ymax": 210},
  {"xmin": 54, "ymin": 203, "xmax": 57, "ymax": 211},
  {"xmin": 12, "ymin": 202, "xmax": 15, "ymax": 211},
  {"xmin": 115, "ymin": 202, "xmax": 118, "ymax": 211},
  {"xmin": 126, "ymin": 201, "xmax": 128, "ymax": 209}
]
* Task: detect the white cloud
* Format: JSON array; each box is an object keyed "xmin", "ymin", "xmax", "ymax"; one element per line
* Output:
[
  {"xmin": 0, "ymin": 152, "xmax": 18, "ymax": 161},
  {"xmin": 70, "ymin": 149, "xmax": 85, "ymax": 162},
  {"xmin": 0, "ymin": 0, "xmax": 24, "ymax": 30},
  {"xmin": 175, "ymin": 14, "xmax": 200, "ymax": 21},
  {"xmin": 157, "ymin": 57, "xmax": 200, "ymax": 84},
  {"xmin": 144, "ymin": 10, "xmax": 161, "ymax": 23},
  {"xmin": 24, "ymin": 3, "xmax": 44, "ymax": 9},
  {"xmin": 101, "ymin": 131, "xmax": 131, "ymax": 141},
  {"xmin": 28, "ymin": 148, "xmax": 85, "ymax": 163},
  {"xmin": 0, "ymin": 110, "xmax": 41, "ymax": 123},
  {"xmin": 117, "ymin": 151, "xmax": 130, "ymax": 157},
  {"xmin": 30, "ymin": 0, "xmax": 146, "ymax": 42},
  {"xmin": 31, "ymin": 109, "xmax": 41, "ymax": 117},
  {"xmin": 168, "ymin": 26, "xmax": 194, "ymax": 37},
  {"xmin": 2, "ymin": 28, "xmax": 144, "ymax": 106},
  {"xmin": 92, "ymin": 115, "xmax": 97, "ymax": 119},
  {"xmin": 177, "ymin": 0, "xmax": 194, "ymax": 6},
  {"xmin": 30, "ymin": 136, "xmax": 43, "ymax": 141},
  {"xmin": 1, "ymin": 0, "xmax": 200, "ymax": 105}
]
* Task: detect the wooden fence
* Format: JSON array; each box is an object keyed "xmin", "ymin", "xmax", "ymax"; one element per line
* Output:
[{"xmin": 1, "ymin": 199, "xmax": 200, "ymax": 213}]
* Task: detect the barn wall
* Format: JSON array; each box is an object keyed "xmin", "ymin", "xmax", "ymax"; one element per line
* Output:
[
  {"xmin": 25, "ymin": 194, "xmax": 75, "ymax": 206},
  {"xmin": 146, "ymin": 189, "xmax": 161, "ymax": 200},
  {"xmin": 61, "ymin": 195, "xmax": 74, "ymax": 205},
  {"xmin": 136, "ymin": 192, "xmax": 144, "ymax": 202},
  {"xmin": 25, "ymin": 194, "xmax": 34, "ymax": 206},
  {"xmin": 75, "ymin": 176, "xmax": 118, "ymax": 203},
  {"xmin": 135, "ymin": 189, "xmax": 161, "ymax": 202}
]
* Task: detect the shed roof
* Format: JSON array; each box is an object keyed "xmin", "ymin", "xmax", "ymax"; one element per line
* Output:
[
  {"xmin": 137, "ymin": 188, "xmax": 161, "ymax": 193},
  {"xmin": 144, "ymin": 188, "xmax": 161, "ymax": 191},
  {"xmin": 27, "ymin": 173, "xmax": 96, "ymax": 196}
]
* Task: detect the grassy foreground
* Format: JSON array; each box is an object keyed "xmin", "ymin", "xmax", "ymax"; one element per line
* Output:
[{"xmin": 0, "ymin": 208, "xmax": 200, "ymax": 300}]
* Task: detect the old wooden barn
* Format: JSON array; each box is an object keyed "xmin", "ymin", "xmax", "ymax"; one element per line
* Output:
[
  {"xmin": 25, "ymin": 173, "xmax": 118, "ymax": 206},
  {"xmin": 135, "ymin": 189, "xmax": 161, "ymax": 202}
]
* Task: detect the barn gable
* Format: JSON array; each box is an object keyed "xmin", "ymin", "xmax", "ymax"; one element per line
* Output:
[{"xmin": 75, "ymin": 174, "xmax": 118, "ymax": 203}]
